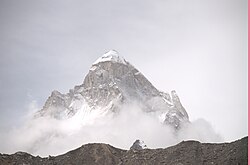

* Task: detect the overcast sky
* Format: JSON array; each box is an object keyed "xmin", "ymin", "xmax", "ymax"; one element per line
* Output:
[{"xmin": 0, "ymin": 0, "xmax": 247, "ymax": 142}]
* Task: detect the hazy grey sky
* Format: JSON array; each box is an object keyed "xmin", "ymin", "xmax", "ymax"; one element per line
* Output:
[{"xmin": 0, "ymin": 0, "xmax": 247, "ymax": 142}]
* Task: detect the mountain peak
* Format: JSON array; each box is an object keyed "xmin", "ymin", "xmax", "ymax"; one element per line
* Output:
[
  {"xmin": 130, "ymin": 139, "xmax": 147, "ymax": 150},
  {"xmin": 93, "ymin": 50, "xmax": 127, "ymax": 65},
  {"xmin": 104, "ymin": 49, "xmax": 119, "ymax": 56},
  {"xmin": 38, "ymin": 50, "xmax": 189, "ymax": 129}
]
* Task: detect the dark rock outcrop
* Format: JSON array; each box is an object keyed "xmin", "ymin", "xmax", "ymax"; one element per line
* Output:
[
  {"xmin": 0, "ymin": 137, "xmax": 247, "ymax": 165},
  {"xmin": 130, "ymin": 140, "xmax": 147, "ymax": 150}
]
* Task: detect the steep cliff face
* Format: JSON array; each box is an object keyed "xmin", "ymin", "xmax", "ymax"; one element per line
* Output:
[{"xmin": 37, "ymin": 50, "xmax": 189, "ymax": 128}]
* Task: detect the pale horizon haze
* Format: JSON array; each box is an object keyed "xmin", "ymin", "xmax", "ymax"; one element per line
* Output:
[{"xmin": 0, "ymin": 0, "xmax": 247, "ymax": 144}]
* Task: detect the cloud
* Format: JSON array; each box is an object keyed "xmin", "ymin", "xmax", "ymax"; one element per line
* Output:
[
  {"xmin": 0, "ymin": 0, "xmax": 247, "ymax": 146},
  {"xmin": 0, "ymin": 100, "xmax": 222, "ymax": 157}
]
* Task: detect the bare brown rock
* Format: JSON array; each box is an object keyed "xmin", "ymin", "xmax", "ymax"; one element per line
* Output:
[{"xmin": 0, "ymin": 137, "xmax": 247, "ymax": 165}]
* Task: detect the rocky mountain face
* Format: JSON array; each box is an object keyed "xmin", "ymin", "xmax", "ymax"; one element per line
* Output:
[
  {"xmin": 36, "ymin": 50, "xmax": 189, "ymax": 129},
  {"xmin": 0, "ymin": 137, "xmax": 247, "ymax": 165},
  {"xmin": 130, "ymin": 140, "xmax": 147, "ymax": 150}
]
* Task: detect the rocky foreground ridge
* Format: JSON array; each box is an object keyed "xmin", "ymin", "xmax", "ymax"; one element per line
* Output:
[{"xmin": 0, "ymin": 137, "xmax": 247, "ymax": 165}]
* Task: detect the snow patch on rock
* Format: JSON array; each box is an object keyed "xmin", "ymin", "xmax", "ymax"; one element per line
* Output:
[
  {"xmin": 93, "ymin": 50, "xmax": 127, "ymax": 65},
  {"xmin": 130, "ymin": 139, "xmax": 147, "ymax": 150}
]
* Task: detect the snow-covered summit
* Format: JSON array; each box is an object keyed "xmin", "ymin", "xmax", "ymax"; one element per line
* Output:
[
  {"xmin": 93, "ymin": 50, "xmax": 127, "ymax": 65},
  {"xmin": 37, "ymin": 50, "xmax": 189, "ymax": 129}
]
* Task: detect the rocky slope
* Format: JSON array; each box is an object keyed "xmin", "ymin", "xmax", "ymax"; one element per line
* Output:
[
  {"xmin": 36, "ymin": 50, "xmax": 189, "ymax": 129},
  {"xmin": 0, "ymin": 137, "xmax": 247, "ymax": 165}
]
